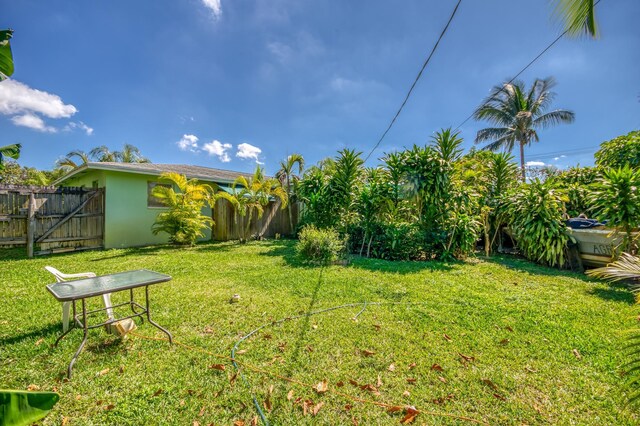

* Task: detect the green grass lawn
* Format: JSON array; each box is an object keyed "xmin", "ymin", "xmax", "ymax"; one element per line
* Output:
[{"xmin": 1, "ymin": 240, "xmax": 638, "ymax": 425}]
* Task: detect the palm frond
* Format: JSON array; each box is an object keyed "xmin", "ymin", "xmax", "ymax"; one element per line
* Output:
[
  {"xmin": 552, "ymin": 0, "xmax": 598, "ymax": 38},
  {"xmin": 533, "ymin": 109, "xmax": 575, "ymax": 129},
  {"xmin": 587, "ymin": 253, "xmax": 640, "ymax": 284}
]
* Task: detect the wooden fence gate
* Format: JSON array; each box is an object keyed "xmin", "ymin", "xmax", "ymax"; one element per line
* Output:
[{"xmin": 0, "ymin": 185, "xmax": 104, "ymax": 257}]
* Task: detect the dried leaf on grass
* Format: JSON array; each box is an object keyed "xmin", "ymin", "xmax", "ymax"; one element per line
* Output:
[
  {"xmin": 152, "ymin": 389, "xmax": 164, "ymax": 397},
  {"xmin": 430, "ymin": 364, "xmax": 443, "ymax": 372},
  {"xmin": 443, "ymin": 334, "xmax": 452, "ymax": 342},
  {"xmin": 361, "ymin": 349, "xmax": 376, "ymax": 357},
  {"xmin": 287, "ymin": 389, "xmax": 295, "ymax": 400},
  {"xmin": 401, "ymin": 406, "xmax": 419, "ymax": 424},
  {"xmin": 97, "ymin": 368, "xmax": 110, "ymax": 376},
  {"xmin": 481, "ymin": 378, "xmax": 498, "ymax": 391},
  {"xmin": 572, "ymin": 349, "xmax": 582, "ymax": 359},
  {"xmin": 388, "ymin": 363, "xmax": 396, "ymax": 372},
  {"xmin": 209, "ymin": 364, "xmax": 226, "ymax": 371},
  {"xmin": 437, "ymin": 376, "xmax": 447, "ymax": 384},
  {"xmin": 314, "ymin": 380, "xmax": 328, "ymax": 394}
]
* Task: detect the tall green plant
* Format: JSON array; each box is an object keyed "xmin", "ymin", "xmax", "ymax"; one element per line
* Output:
[
  {"xmin": 589, "ymin": 166, "xmax": 640, "ymax": 253},
  {"xmin": 0, "ymin": 29, "xmax": 14, "ymax": 80},
  {"xmin": 230, "ymin": 166, "xmax": 288, "ymax": 242},
  {"xmin": 506, "ymin": 179, "xmax": 570, "ymax": 267},
  {"xmin": 474, "ymin": 77, "xmax": 575, "ymax": 180},
  {"xmin": 0, "ymin": 143, "xmax": 20, "ymax": 171},
  {"xmin": 0, "ymin": 390, "xmax": 59, "ymax": 426},
  {"xmin": 151, "ymin": 172, "xmax": 213, "ymax": 245},
  {"xmin": 276, "ymin": 153, "xmax": 304, "ymax": 235}
]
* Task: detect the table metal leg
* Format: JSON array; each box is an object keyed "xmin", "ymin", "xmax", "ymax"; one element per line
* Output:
[
  {"xmin": 145, "ymin": 286, "xmax": 172, "ymax": 343},
  {"xmin": 67, "ymin": 298, "xmax": 89, "ymax": 379},
  {"xmin": 130, "ymin": 289, "xmax": 144, "ymax": 323}
]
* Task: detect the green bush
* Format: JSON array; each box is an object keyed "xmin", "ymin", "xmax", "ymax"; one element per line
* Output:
[
  {"xmin": 296, "ymin": 226, "xmax": 347, "ymax": 264},
  {"xmin": 506, "ymin": 179, "xmax": 571, "ymax": 267}
]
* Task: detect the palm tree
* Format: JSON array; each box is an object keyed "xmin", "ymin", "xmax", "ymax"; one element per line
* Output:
[
  {"xmin": 276, "ymin": 153, "xmax": 304, "ymax": 235},
  {"xmin": 0, "ymin": 143, "xmax": 20, "ymax": 171},
  {"xmin": 89, "ymin": 145, "xmax": 118, "ymax": 162},
  {"xmin": 230, "ymin": 166, "xmax": 288, "ymax": 242},
  {"xmin": 55, "ymin": 150, "xmax": 90, "ymax": 173},
  {"xmin": 552, "ymin": 0, "xmax": 597, "ymax": 38},
  {"xmin": 151, "ymin": 172, "xmax": 214, "ymax": 245},
  {"xmin": 474, "ymin": 77, "xmax": 575, "ymax": 180},
  {"xmin": 118, "ymin": 144, "xmax": 150, "ymax": 163}
]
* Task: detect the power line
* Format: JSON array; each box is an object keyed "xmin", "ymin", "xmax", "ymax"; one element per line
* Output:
[
  {"xmin": 363, "ymin": 0, "xmax": 463, "ymax": 162},
  {"xmin": 454, "ymin": 0, "xmax": 603, "ymax": 132}
]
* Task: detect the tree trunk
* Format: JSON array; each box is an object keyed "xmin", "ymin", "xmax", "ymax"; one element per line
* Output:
[
  {"xmin": 519, "ymin": 140, "xmax": 526, "ymax": 181},
  {"xmin": 244, "ymin": 209, "xmax": 253, "ymax": 241}
]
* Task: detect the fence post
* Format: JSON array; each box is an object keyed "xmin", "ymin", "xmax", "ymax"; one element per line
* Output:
[{"xmin": 26, "ymin": 192, "xmax": 36, "ymax": 258}]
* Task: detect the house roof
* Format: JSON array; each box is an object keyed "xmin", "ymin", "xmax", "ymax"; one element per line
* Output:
[{"xmin": 53, "ymin": 162, "xmax": 254, "ymax": 186}]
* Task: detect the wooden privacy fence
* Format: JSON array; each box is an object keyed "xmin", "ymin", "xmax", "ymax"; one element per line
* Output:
[
  {"xmin": 0, "ymin": 185, "xmax": 104, "ymax": 257},
  {"xmin": 213, "ymin": 199, "xmax": 299, "ymax": 241}
]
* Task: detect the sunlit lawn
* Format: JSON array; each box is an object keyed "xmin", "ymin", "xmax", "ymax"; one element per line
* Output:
[{"xmin": 1, "ymin": 240, "xmax": 637, "ymax": 425}]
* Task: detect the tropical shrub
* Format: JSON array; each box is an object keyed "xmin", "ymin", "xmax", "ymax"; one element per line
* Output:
[
  {"xmin": 506, "ymin": 179, "xmax": 571, "ymax": 267},
  {"xmin": 151, "ymin": 173, "xmax": 213, "ymax": 245},
  {"xmin": 595, "ymin": 130, "xmax": 640, "ymax": 169},
  {"xmin": 548, "ymin": 166, "xmax": 600, "ymax": 217},
  {"xmin": 589, "ymin": 166, "xmax": 640, "ymax": 253},
  {"xmin": 296, "ymin": 225, "xmax": 347, "ymax": 264}
]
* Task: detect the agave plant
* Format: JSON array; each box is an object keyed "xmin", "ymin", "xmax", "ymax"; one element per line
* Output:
[{"xmin": 588, "ymin": 253, "xmax": 640, "ymax": 406}]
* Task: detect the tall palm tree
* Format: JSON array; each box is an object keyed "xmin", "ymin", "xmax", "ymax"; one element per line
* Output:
[
  {"xmin": 89, "ymin": 145, "xmax": 118, "ymax": 162},
  {"xmin": 553, "ymin": 0, "xmax": 597, "ymax": 38},
  {"xmin": 276, "ymin": 153, "xmax": 304, "ymax": 235},
  {"xmin": 0, "ymin": 143, "xmax": 20, "ymax": 171},
  {"xmin": 473, "ymin": 77, "xmax": 575, "ymax": 180},
  {"xmin": 230, "ymin": 166, "xmax": 288, "ymax": 242},
  {"xmin": 55, "ymin": 150, "xmax": 90, "ymax": 173}
]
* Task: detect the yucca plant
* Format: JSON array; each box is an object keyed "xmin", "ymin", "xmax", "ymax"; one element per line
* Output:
[
  {"xmin": 230, "ymin": 166, "xmax": 288, "ymax": 242},
  {"xmin": 151, "ymin": 172, "xmax": 214, "ymax": 245},
  {"xmin": 588, "ymin": 253, "xmax": 640, "ymax": 406},
  {"xmin": 589, "ymin": 166, "xmax": 640, "ymax": 254},
  {"xmin": 506, "ymin": 179, "xmax": 571, "ymax": 267}
]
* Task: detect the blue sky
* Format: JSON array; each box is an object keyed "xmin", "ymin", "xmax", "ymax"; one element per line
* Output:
[{"xmin": 1, "ymin": 0, "xmax": 638, "ymax": 174}]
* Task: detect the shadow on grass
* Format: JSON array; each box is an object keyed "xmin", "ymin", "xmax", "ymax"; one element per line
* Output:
[
  {"xmin": 482, "ymin": 254, "xmax": 595, "ymax": 281},
  {"xmin": 0, "ymin": 322, "xmax": 60, "ymax": 346},
  {"xmin": 90, "ymin": 240, "xmax": 236, "ymax": 261},
  {"xmin": 588, "ymin": 284, "xmax": 636, "ymax": 305}
]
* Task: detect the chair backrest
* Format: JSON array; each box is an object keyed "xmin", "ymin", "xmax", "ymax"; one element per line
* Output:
[{"xmin": 44, "ymin": 266, "xmax": 65, "ymax": 282}]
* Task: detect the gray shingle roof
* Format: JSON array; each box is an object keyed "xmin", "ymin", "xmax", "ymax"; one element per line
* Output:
[{"xmin": 54, "ymin": 162, "xmax": 255, "ymax": 186}]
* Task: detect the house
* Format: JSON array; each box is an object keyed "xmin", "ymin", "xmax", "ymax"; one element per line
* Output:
[{"xmin": 54, "ymin": 162, "xmax": 294, "ymax": 249}]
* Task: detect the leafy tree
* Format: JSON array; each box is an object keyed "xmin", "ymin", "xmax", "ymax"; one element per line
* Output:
[
  {"xmin": 589, "ymin": 166, "xmax": 640, "ymax": 253},
  {"xmin": 474, "ymin": 77, "xmax": 575, "ymax": 180},
  {"xmin": 0, "ymin": 143, "xmax": 20, "ymax": 170},
  {"xmin": 151, "ymin": 172, "xmax": 214, "ymax": 245},
  {"xmin": 55, "ymin": 150, "xmax": 91, "ymax": 172},
  {"xmin": 275, "ymin": 153, "xmax": 304, "ymax": 235},
  {"xmin": 594, "ymin": 130, "xmax": 640, "ymax": 169},
  {"xmin": 229, "ymin": 166, "xmax": 288, "ymax": 242},
  {"xmin": 548, "ymin": 166, "xmax": 600, "ymax": 217},
  {"xmin": 328, "ymin": 149, "xmax": 364, "ymax": 231},
  {"xmin": 56, "ymin": 144, "xmax": 150, "ymax": 172},
  {"xmin": 0, "ymin": 29, "xmax": 14, "ymax": 80},
  {"xmin": 118, "ymin": 144, "xmax": 150, "ymax": 163},
  {"xmin": 0, "ymin": 160, "xmax": 62, "ymax": 185}
]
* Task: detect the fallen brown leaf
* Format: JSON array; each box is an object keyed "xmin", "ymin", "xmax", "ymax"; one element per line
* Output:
[
  {"xmin": 493, "ymin": 393, "xmax": 506, "ymax": 401},
  {"xmin": 408, "ymin": 363, "xmax": 416, "ymax": 370},
  {"xmin": 236, "ymin": 349, "xmax": 247, "ymax": 355},
  {"xmin": 524, "ymin": 366, "xmax": 538, "ymax": 373},
  {"xmin": 499, "ymin": 338, "xmax": 510, "ymax": 345},
  {"xmin": 437, "ymin": 376, "xmax": 447, "ymax": 384},
  {"xmin": 229, "ymin": 371, "xmax": 238, "ymax": 386},
  {"xmin": 251, "ymin": 416, "xmax": 258, "ymax": 426},
  {"xmin": 233, "ymin": 421, "xmax": 245, "ymax": 426},
  {"xmin": 481, "ymin": 378, "xmax": 498, "ymax": 391},
  {"xmin": 264, "ymin": 396, "xmax": 272, "ymax": 412},
  {"xmin": 572, "ymin": 349, "xmax": 582, "ymax": 359},
  {"xmin": 388, "ymin": 363, "xmax": 396, "ymax": 372},
  {"xmin": 97, "ymin": 368, "xmax": 110, "ymax": 376},
  {"xmin": 373, "ymin": 324, "xmax": 381, "ymax": 331},
  {"xmin": 26, "ymin": 384, "xmax": 40, "ymax": 391},
  {"xmin": 387, "ymin": 405, "xmax": 403, "ymax": 413},
  {"xmin": 312, "ymin": 402, "xmax": 323, "ymax": 416},
  {"xmin": 361, "ymin": 349, "xmax": 376, "ymax": 357},
  {"xmin": 406, "ymin": 378, "xmax": 417, "ymax": 384},
  {"xmin": 336, "ymin": 381, "xmax": 344, "ymax": 387},
  {"xmin": 193, "ymin": 421, "xmax": 200, "ymax": 426},
  {"xmin": 199, "ymin": 406, "xmax": 205, "ymax": 417},
  {"xmin": 152, "ymin": 389, "xmax": 164, "ymax": 397},
  {"xmin": 180, "ymin": 400, "xmax": 186, "ymax": 407},
  {"xmin": 103, "ymin": 404, "xmax": 115, "ymax": 411},
  {"xmin": 344, "ymin": 404, "xmax": 353, "ymax": 411},
  {"xmin": 35, "ymin": 338, "xmax": 44, "ymax": 346},
  {"xmin": 306, "ymin": 345, "xmax": 314, "ymax": 353},
  {"xmin": 349, "ymin": 379, "xmax": 359, "ymax": 387},
  {"xmin": 430, "ymin": 363, "xmax": 443, "ymax": 372},
  {"xmin": 402, "ymin": 390, "xmax": 411, "ymax": 397},
  {"xmin": 314, "ymin": 380, "xmax": 328, "ymax": 394},
  {"xmin": 286, "ymin": 389, "xmax": 295, "ymax": 401},
  {"xmin": 377, "ymin": 374, "xmax": 383, "ymax": 388},
  {"xmin": 208, "ymin": 364, "xmax": 226, "ymax": 371},
  {"xmin": 443, "ymin": 333, "xmax": 452, "ymax": 342},
  {"xmin": 61, "ymin": 416, "xmax": 69, "ymax": 425},
  {"xmin": 262, "ymin": 333, "xmax": 272, "ymax": 340},
  {"xmin": 75, "ymin": 394, "xmax": 82, "ymax": 400},
  {"xmin": 401, "ymin": 406, "xmax": 419, "ymax": 424},
  {"xmin": 505, "ymin": 326, "xmax": 514, "ymax": 332}
]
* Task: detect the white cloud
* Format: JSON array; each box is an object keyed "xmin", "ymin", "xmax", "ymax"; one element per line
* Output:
[
  {"xmin": 11, "ymin": 113, "xmax": 56, "ymax": 133},
  {"xmin": 201, "ymin": 0, "xmax": 222, "ymax": 19},
  {"xmin": 203, "ymin": 139, "xmax": 232, "ymax": 162},
  {"xmin": 0, "ymin": 79, "xmax": 77, "ymax": 118},
  {"xmin": 177, "ymin": 134, "xmax": 200, "ymax": 152},
  {"xmin": 65, "ymin": 121, "xmax": 94, "ymax": 135},
  {"xmin": 236, "ymin": 142, "xmax": 262, "ymax": 162},
  {"xmin": 526, "ymin": 161, "xmax": 546, "ymax": 167}
]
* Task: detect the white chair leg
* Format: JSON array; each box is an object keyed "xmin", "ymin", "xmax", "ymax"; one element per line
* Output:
[
  {"xmin": 62, "ymin": 302, "xmax": 71, "ymax": 332},
  {"xmin": 103, "ymin": 293, "xmax": 114, "ymax": 320}
]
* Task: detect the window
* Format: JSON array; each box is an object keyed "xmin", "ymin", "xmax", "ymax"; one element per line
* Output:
[{"xmin": 147, "ymin": 182, "xmax": 170, "ymax": 208}]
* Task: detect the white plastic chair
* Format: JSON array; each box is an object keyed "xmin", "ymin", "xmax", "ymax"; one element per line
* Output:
[{"xmin": 45, "ymin": 266, "xmax": 114, "ymax": 332}]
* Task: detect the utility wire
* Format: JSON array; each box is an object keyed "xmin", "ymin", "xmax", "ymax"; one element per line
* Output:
[
  {"xmin": 363, "ymin": 0, "xmax": 463, "ymax": 162},
  {"xmin": 454, "ymin": 0, "xmax": 603, "ymax": 131}
]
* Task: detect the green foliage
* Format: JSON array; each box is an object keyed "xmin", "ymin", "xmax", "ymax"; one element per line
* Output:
[
  {"xmin": 0, "ymin": 143, "xmax": 20, "ymax": 171},
  {"xmin": 276, "ymin": 153, "xmax": 304, "ymax": 235},
  {"xmin": 595, "ymin": 130, "xmax": 640, "ymax": 169},
  {"xmin": 589, "ymin": 166, "xmax": 640, "ymax": 253},
  {"xmin": 151, "ymin": 172, "xmax": 213, "ymax": 245},
  {"xmin": 0, "ymin": 390, "xmax": 59, "ymax": 426},
  {"xmin": 552, "ymin": 0, "xmax": 597, "ymax": 37},
  {"xmin": 0, "ymin": 29, "xmax": 14, "ymax": 80},
  {"xmin": 549, "ymin": 166, "xmax": 601, "ymax": 217},
  {"xmin": 0, "ymin": 160, "xmax": 62, "ymax": 185},
  {"xmin": 506, "ymin": 179, "xmax": 570, "ymax": 267},
  {"xmin": 56, "ymin": 144, "xmax": 150, "ymax": 172},
  {"xmin": 474, "ymin": 77, "xmax": 575, "ymax": 179},
  {"xmin": 296, "ymin": 225, "xmax": 347, "ymax": 264},
  {"xmin": 228, "ymin": 166, "xmax": 288, "ymax": 241}
]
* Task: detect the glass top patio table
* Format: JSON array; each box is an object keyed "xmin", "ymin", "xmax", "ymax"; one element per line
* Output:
[{"xmin": 46, "ymin": 269, "xmax": 171, "ymax": 302}]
